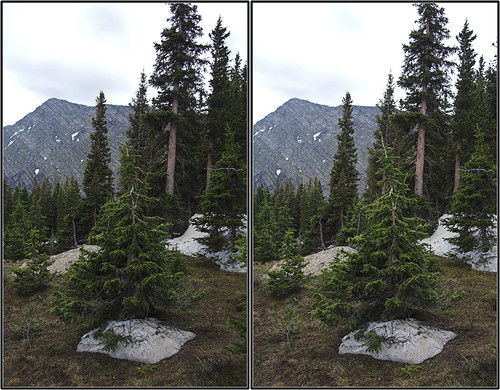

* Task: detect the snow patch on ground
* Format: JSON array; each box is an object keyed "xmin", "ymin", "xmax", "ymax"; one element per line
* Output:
[
  {"xmin": 77, "ymin": 318, "xmax": 195, "ymax": 364},
  {"xmin": 71, "ymin": 131, "xmax": 80, "ymax": 140},
  {"xmin": 276, "ymin": 169, "xmax": 281, "ymax": 176},
  {"xmin": 421, "ymin": 214, "xmax": 497, "ymax": 272},
  {"xmin": 167, "ymin": 215, "xmax": 246, "ymax": 273},
  {"xmin": 313, "ymin": 132, "xmax": 321, "ymax": 141},
  {"xmin": 35, "ymin": 169, "xmax": 40, "ymax": 175},
  {"xmin": 339, "ymin": 318, "xmax": 456, "ymax": 364}
]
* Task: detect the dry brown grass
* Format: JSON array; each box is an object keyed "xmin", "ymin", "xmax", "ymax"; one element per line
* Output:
[
  {"xmin": 3, "ymin": 255, "xmax": 247, "ymax": 387},
  {"xmin": 252, "ymin": 256, "xmax": 497, "ymax": 387}
]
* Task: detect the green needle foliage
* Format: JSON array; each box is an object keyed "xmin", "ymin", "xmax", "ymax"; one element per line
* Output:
[
  {"xmin": 266, "ymin": 229, "xmax": 308, "ymax": 298},
  {"xmin": 444, "ymin": 126, "xmax": 497, "ymax": 253},
  {"xmin": 51, "ymin": 143, "xmax": 189, "ymax": 325},
  {"xmin": 11, "ymin": 228, "xmax": 54, "ymax": 295},
  {"xmin": 312, "ymin": 143, "xmax": 441, "ymax": 328}
]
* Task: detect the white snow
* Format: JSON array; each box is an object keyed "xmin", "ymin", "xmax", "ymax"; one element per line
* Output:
[
  {"xmin": 55, "ymin": 136, "xmax": 61, "ymax": 143},
  {"xmin": 9, "ymin": 129, "xmax": 24, "ymax": 139},
  {"xmin": 285, "ymin": 157, "xmax": 289, "ymax": 161},
  {"xmin": 421, "ymin": 214, "xmax": 497, "ymax": 272},
  {"xmin": 167, "ymin": 214, "xmax": 246, "ymax": 273},
  {"xmin": 339, "ymin": 319, "xmax": 456, "ymax": 365},
  {"xmin": 77, "ymin": 318, "xmax": 195, "ymax": 364},
  {"xmin": 43, "ymin": 157, "xmax": 47, "ymax": 160},
  {"xmin": 276, "ymin": 169, "xmax": 281, "ymax": 176},
  {"xmin": 313, "ymin": 132, "xmax": 321, "ymax": 141},
  {"xmin": 35, "ymin": 169, "xmax": 39, "ymax": 175},
  {"xmin": 71, "ymin": 131, "xmax": 80, "ymax": 141},
  {"xmin": 7, "ymin": 140, "xmax": 14, "ymax": 148}
]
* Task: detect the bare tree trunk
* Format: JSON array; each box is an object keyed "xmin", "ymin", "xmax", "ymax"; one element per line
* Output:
[
  {"xmin": 415, "ymin": 21, "xmax": 429, "ymax": 197},
  {"xmin": 165, "ymin": 20, "xmax": 182, "ymax": 196},
  {"xmin": 414, "ymin": 120, "xmax": 426, "ymax": 196},
  {"xmin": 206, "ymin": 136, "xmax": 214, "ymax": 190},
  {"xmin": 72, "ymin": 215, "xmax": 78, "ymax": 247},
  {"xmin": 165, "ymin": 114, "xmax": 177, "ymax": 195},
  {"xmin": 318, "ymin": 216, "xmax": 326, "ymax": 250},
  {"xmin": 454, "ymin": 139, "xmax": 461, "ymax": 192}
]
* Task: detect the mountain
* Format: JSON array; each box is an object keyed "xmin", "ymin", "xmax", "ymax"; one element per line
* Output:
[
  {"xmin": 253, "ymin": 98, "xmax": 380, "ymax": 193},
  {"xmin": 3, "ymin": 98, "xmax": 132, "ymax": 189}
]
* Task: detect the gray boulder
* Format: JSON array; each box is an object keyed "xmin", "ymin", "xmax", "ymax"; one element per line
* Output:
[{"xmin": 77, "ymin": 318, "xmax": 195, "ymax": 364}]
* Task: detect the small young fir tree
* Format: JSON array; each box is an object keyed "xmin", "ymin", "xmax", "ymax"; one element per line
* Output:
[
  {"xmin": 312, "ymin": 144, "xmax": 441, "ymax": 328},
  {"xmin": 51, "ymin": 143, "xmax": 189, "ymax": 325}
]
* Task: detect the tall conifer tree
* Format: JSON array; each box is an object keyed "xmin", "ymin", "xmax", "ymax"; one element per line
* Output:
[
  {"xmin": 205, "ymin": 16, "xmax": 231, "ymax": 189},
  {"xmin": 195, "ymin": 125, "xmax": 246, "ymax": 253},
  {"xmin": 398, "ymin": 3, "xmax": 455, "ymax": 198},
  {"xmin": 149, "ymin": 2, "xmax": 208, "ymax": 196},
  {"xmin": 126, "ymin": 71, "xmax": 149, "ymax": 177},
  {"xmin": 327, "ymin": 92, "xmax": 359, "ymax": 241},
  {"xmin": 452, "ymin": 20, "xmax": 477, "ymax": 192},
  {"xmin": 365, "ymin": 73, "xmax": 397, "ymax": 201},
  {"xmin": 82, "ymin": 91, "xmax": 114, "ymax": 228},
  {"xmin": 444, "ymin": 126, "xmax": 497, "ymax": 253}
]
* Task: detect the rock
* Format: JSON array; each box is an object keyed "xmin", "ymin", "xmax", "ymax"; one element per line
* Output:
[
  {"xmin": 263, "ymin": 246, "xmax": 356, "ymax": 278},
  {"xmin": 253, "ymin": 98, "xmax": 379, "ymax": 193},
  {"xmin": 77, "ymin": 318, "xmax": 195, "ymax": 364},
  {"xmin": 47, "ymin": 245, "xmax": 100, "ymax": 275},
  {"xmin": 338, "ymin": 318, "xmax": 456, "ymax": 364}
]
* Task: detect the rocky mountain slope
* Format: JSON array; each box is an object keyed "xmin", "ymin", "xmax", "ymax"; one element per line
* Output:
[
  {"xmin": 253, "ymin": 98, "xmax": 380, "ymax": 192},
  {"xmin": 3, "ymin": 98, "xmax": 132, "ymax": 189}
]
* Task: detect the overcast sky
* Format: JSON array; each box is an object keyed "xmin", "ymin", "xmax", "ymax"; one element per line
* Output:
[
  {"xmin": 253, "ymin": 2, "xmax": 498, "ymax": 123},
  {"xmin": 2, "ymin": 2, "xmax": 248, "ymax": 126}
]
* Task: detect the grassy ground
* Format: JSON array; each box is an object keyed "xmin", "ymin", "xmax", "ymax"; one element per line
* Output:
[
  {"xmin": 3, "ymin": 255, "xmax": 247, "ymax": 387},
  {"xmin": 253, "ymin": 255, "xmax": 497, "ymax": 387}
]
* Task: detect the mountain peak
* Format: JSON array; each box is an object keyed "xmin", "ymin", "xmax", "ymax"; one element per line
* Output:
[
  {"xmin": 3, "ymin": 99, "xmax": 132, "ymax": 190},
  {"xmin": 253, "ymin": 99, "xmax": 379, "ymax": 192}
]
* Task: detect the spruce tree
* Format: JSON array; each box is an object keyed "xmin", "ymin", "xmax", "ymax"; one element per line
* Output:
[
  {"xmin": 125, "ymin": 71, "xmax": 149, "ymax": 177},
  {"xmin": 4, "ymin": 192, "xmax": 30, "ymax": 260},
  {"xmin": 3, "ymin": 179, "xmax": 14, "ymax": 229},
  {"xmin": 397, "ymin": 2, "xmax": 455, "ymax": 199},
  {"xmin": 55, "ymin": 177, "xmax": 82, "ymax": 251},
  {"xmin": 82, "ymin": 91, "xmax": 114, "ymax": 228},
  {"xmin": 254, "ymin": 196, "xmax": 279, "ymax": 263},
  {"xmin": 149, "ymin": 2, "xmax": 208, "ymax": 196},
  {"xmin": 51, "ymin": 144, "xmax": 188, "ymax": 324},
  {"xmin": 266, "ymin": 229, "xmax": 308, "ymax": 298},
  {"xmin": 364, "ymin": 73, "xmax": 397, "ymax": 202},
  {"xmin": 11, "ymin": 227, "xmax": 53, "ymax": 295},
  {"xmin": 444, "ymin": 126, "xmax": 497, "ymax": 253},
  {"xmin": 194, "ymin": 125, "xmax": 246, "ymax": 253},
  {"xmin": 312, "ymin": 144, "xmax": 440, "ymax": 328},
  {"xmin": 327, "ymin": 92, "xmax": 359, "ymax": 241},
  {"xmin": 452, "ymin": 19, "xmax": 477, "ymax": 192},
  {"xmin": 205, "ymin": 16, "xmax": 232, "ymax": 189},
  {"xmin": 302, "ymin": 177, "xmax": 328, "ymax": 253}
]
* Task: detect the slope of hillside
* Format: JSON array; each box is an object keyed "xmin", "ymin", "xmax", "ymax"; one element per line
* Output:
[
  {"xmin": 253, "ymin": 98, "xmax": 379, "ymax": 192},
  {"xmin": 3, "ymin": 98, "xmax": 132, "ymax": 189}
]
